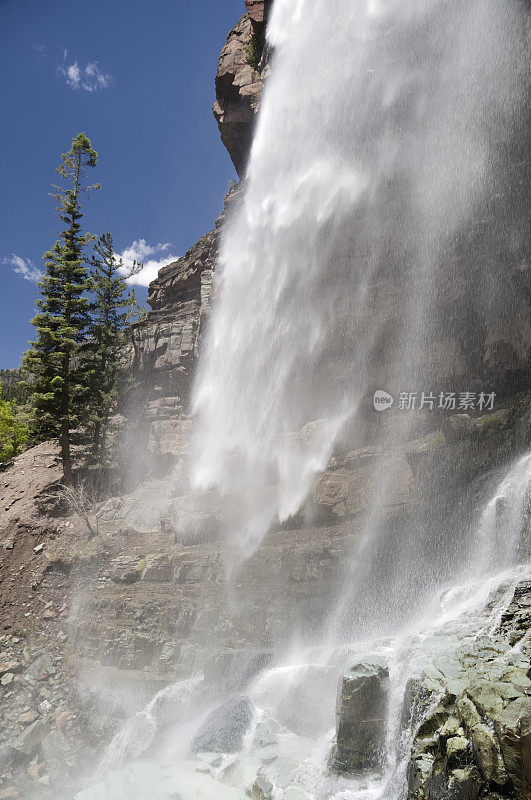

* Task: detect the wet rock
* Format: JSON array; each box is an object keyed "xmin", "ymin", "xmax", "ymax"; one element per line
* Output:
[
  {"xmin": 408, "ymin": 752, "xmax": 436, "ymax": 796},
  {"xmin": 272, "ymin": 664, "xmax": 338, "ymax": 737},
  {"xmin": 251, "ymin": 773, "xmax": 273, "ymax": 800},
  {"xmin": 332, "ymin": 655, "xmax": 390, "ymax": 774},
  {"xmin": 469, "ymin": 722, "xmax": 506, "ymax": 786},
  {"xmin": 447, "ymin": 766, "xmax": 482, "ymax": 800},
  {"xmin": 494, "ymin": 696, "xmax": 531, "ymax": 798},
  {"xmin": 252, "ymin": 720, "xmax": 279, "ymax": 748},
  {"xmin": 283, "ymin": 789, "xmax": 310, "ymax": 800},
  {"xmin": 191, "ymin": 696, "xmax": 253, "ymax": 753},
  {"xmin": 442, "ymin": 414, "xmax": 476, "ymax": 441},
  {"xmin": 41, "ymin": 728, "xmax": 72, "ymax": 773},
  {"xmin": 446, "ymin": 736, "xmax": 470, "ymax": 769},
  {"xmin": 174, "ymin": 513, "xmax": 221, "ymax": 545},
  {"xmin": 406, "ymin": 578, "xmax": 531, "ymax": 799}
]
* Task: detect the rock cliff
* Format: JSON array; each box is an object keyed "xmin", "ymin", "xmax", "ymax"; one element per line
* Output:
[
  {"xmin": 129, "ymin": 0, "xmax": 531, "ymax": 477},
  {"xmin": 126, "ymin": 0, "xmax": 271, "ymax": 470},
  {"xmin": 213, "ymin": 0, "xmax": 272, "ymax": 176}
]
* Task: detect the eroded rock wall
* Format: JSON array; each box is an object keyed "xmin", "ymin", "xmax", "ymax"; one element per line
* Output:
[{"xmin": 213, "ymin": 0, "xmax": 272, "ymax": 177}]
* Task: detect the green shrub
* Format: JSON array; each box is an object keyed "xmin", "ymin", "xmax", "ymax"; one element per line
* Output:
[
  {"xmin": 0, "ymin": 388, "xmax": 29, "ymax": 462},
  {"xmin": 245, "ymin": 34, "xmax": 261, "ymax": 70}
]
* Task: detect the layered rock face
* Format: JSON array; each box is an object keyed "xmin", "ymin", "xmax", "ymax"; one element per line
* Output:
[
  {"xmin": 126, "ymin": 1, "xmax": 270, "ymax": 469},
  {"xmin": 213, "ymin": 0, "xmax": 272, "ymax": 176},
  {"xmin": 126, "ymin": 225, "xmax": 218, "ymax": 468}
]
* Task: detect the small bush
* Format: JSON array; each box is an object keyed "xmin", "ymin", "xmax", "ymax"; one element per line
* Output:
[
  {"xmin": 245, "ymin": 34, "xmax": 261, "ymax": 70},
  {"xmin": 0, "ymin": 389, "xmax": 29, "ymax": 463}
]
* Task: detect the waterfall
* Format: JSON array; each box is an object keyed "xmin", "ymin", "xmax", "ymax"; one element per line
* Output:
[
  {"xmin": 191, "ymin": 0, "xmax": 528, "ymax": 565},
  {"xmin": 75, "ymin": 1, "xmax": 530, "ymax": 798}
]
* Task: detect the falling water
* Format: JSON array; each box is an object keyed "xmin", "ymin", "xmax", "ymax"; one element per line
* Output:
[
  {"xmin": 76, "ymin": 0, "xmax": 530, "ymax": 797},
  {"xmin": 81, "ymin": 454, "xmax": 531, "ymax": 800},
  {"xmin": 192, "ymin": 0, "xmax": 528, "ymax": 565}
]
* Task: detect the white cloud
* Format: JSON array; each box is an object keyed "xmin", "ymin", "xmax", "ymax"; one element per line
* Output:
[
  {"xmin": 2, "ymin": 254, "xmax": 43, "ymax": 283},
  {"xmin": 58, "ymin": 51, "xmax": 112, "ymax": 92},
  {"xmin": 117, "ymin": 240, "xmax": 176, "ymax": 287}
]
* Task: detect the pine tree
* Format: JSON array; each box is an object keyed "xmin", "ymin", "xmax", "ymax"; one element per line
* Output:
[
  {"xmin": 82, "ymin": 232, "xmax": 144, "ymax": 466},
  {"xmin": 24, "ymin": 133, "xmax": 99, "ymax": 485}
]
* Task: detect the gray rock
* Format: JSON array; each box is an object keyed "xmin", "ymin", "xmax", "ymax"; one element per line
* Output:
[
  {"xmin": 41, "ymin": 728, "xmax": 71, "ymax": 772},
  {"xmin": 109, "ymin": 557, "xmax": 141, "ymax": 584},
  {"xmin": 173, "ymin": 513, "xmax": 222, "ymax": 545},
  {"xmin": 191, "ymin": 696, "xmax": 253, "ymax": 753},
  {"xmin": 442, "ymin": 414, "xmax": 476, "ymax": 441},
  {"xmin": 447, "ymin": 766, "xmax": 482, "ymax": 800},
  {"xmin": 12, "ymin": 718, "xmax": 51, "ymax": 756},
  {"xmin": 251, "ymin": 773, "xmax": 273, "ymax": 800},
  {"xmin": 332, "ymin": 655, "xmax": 390, "ymax": 774},
  {"xmin": 494, "ymin": 696, "xmax": 531, "ymax": 798},
  {"xmin": 141, "ymin": 554, "xmax": 172, "ymax": 582}
]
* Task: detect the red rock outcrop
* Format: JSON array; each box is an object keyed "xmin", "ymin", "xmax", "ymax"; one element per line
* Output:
[
  {"xmin": 246, "ymin": 0, "xmax": 272, "ymax": 37},
  {"xmin": 213, "ymin": 2, "xmax": 272, "ymax": 176}
]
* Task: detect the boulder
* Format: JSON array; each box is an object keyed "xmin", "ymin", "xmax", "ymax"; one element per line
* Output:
[
  {"xmin": 109, "ymin": 557, "xmax": 141, "ymax": 585},
  {"xmin": 331, "ymin": 655, "xmax": 390, "ymax": 773},
  {"xmin": 447, "ymin": 766, "xmax": 482, "ymax": 800},
  {"xmin": 12, "ymin": 718, "xmax": 51, "ymax": 757},
  {"xmin": 251, "ymin": 773, "xmax": 273, "ymax": 800},
  {"xmin": 494, "ymin": 696, "xmax": 531, "ymax": 798},
  {"xmin": 190, "ymin": 696, "xmax": 253, "ymax": 754},
  {"xmin": 141, "ymin": 554, "xmax": 172, "ymax": 582}
]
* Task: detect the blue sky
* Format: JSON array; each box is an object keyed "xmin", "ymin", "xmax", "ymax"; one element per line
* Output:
[{"xmin": 0, "ymin": 0, "xmax": 244, "ymax": 368}]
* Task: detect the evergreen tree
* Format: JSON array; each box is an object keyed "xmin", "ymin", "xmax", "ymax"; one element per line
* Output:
[
  {"xmin": 24, "ymin": 133, "xmax": 99, "ymax": 485},
  {"xmin": 0, "ymin": 369, "xmax": 26, "ymax": 404},
  {"xmin": 82, "ymin": 232, "xmax": 144, "ymax": 466}
]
